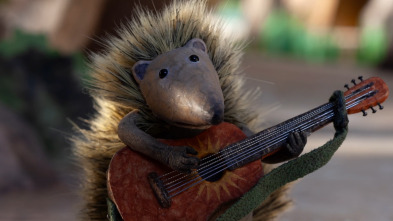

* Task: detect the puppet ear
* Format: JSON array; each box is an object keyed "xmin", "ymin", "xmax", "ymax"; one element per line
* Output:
[
  {"xmin": 132, "ymin": 60, "xmax": 151, "ymax": 84},
  {"xmin": 185, "ymin": 38, "xmax": 207, "ymax": 53}
]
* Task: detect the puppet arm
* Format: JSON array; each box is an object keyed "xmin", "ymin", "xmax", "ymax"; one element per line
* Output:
[{"xmin": 118, "ymin": 110, "xmax": 199, "ymax": 173}]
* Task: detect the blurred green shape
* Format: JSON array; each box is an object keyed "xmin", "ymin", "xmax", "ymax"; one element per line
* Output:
[
  {"xmin": 357, "ymin": 27, "xmax": 388, "ymax": 65},
  {"xmin": 0, "ymin": 29, "xmax": 56, "ymax": 57},
  {"xmin": 260, "ymin": 10, "xmax": 339, "ymax": 62},
  {"xmin": 295, "ymin": 33, "xmax": 339, "ymax": 62},
  {"xmin": 0, "ymin": 75, "xmax": 24, "ymax": 110},
  {"xmin": 0, "ymin": 29, "xmax": 87, "ymax": 78},
  {"xmin": 260, "ymin": 10, "xmax": 302, "ymax": 54}
]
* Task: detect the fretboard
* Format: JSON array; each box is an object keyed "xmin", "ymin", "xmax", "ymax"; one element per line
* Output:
[{"xmin": 222, "ymin": 88, "xmax": 371, "ymax": 171}]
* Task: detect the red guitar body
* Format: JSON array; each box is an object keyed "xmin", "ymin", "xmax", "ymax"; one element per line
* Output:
[{"xmin": 107, "ymin": 122, "xmax": 264, "ymax": 221}]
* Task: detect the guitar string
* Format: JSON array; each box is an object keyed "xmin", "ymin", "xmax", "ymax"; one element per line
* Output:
[
  {"xmin": 174, "ymin": 88, "xmax": 375, "ymax": 194},
  {"xmin": 159, "ymin": 82, "xmax": 372, "ymax": 182},
  {"xmin": 160, "ymin": 86, "xmax": 368, "ymax": 185},
  {"xmin": 197, "ymin": 90, "xmax": 376, "ymax": 181},
  {"xmin": 160, "ymin": 86, "xmax": 371, "ymax": 186},
  {"xmin": 161, "ymin": 90, "xmax": 370, "ymax": 192},
  {"xmin": 165, "ymin": 92, "xmax": 371, "ymax": 196},
  {"xmin": 167, "ymin": 112, "xmax": 338, "ymax": 196},
  {"xmin": 166, "ymin": 110, "xmax": 335, "ymax": 193},
  {"xmin": 164, "ymin": 91, "xmax": 375, "ymax": 195},
  {"xmin": 166, "ymin": 102, "xmax": 339, "ymax": 193},
  {"xmin": 166, "ymin": 89, "xmax": 373, "ymax": 191},
  {"xmin": 159, "ymin": 103, "xmax": 331, "ymax": 182},
  {"xmin": 159, "ymin": 82, "xmax": 372, "ymax": 181},
  {"xmin": 167, "ymin": 98, "xmax": 365, "ymax": 197},
  {"xmin": 162, "ymin": 104, "xmax": 334, "ymax": 188},
  {"xmin": 167, "ymin": 97, "xmax": 365, "ymax": 198},
  {"xmin": 162, "ymin": 105, "xmax": 332, "ymax": 188},
  {"xmin": 163, "ymin": 105, "xmax": 335, "ymax": 189},
  {"xmin": 159, "ymin": 84, "xmax": 371, "ymax": 184},
  {"xmin": 167, "ymin": 113, "xmax": 336, "ymax": 196}
]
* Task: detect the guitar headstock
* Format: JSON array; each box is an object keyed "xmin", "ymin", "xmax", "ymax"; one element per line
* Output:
[{"xmin": 343, "ymin": 76, "xmax": 389, "ymax": 116}]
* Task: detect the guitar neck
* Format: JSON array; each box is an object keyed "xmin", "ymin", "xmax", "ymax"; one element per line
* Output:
[
  {"xmin": 258, "ymin": 103, "xmax": 334, "ymax": 138},
  {"xmin": 224, "ymin": 102, "xmax": 335, "ymax": 170},
  {"xmin": 224, "ymin": 84, "xmax": 379, "ymax": 171}
]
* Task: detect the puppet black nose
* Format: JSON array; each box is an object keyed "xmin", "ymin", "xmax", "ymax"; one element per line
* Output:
[{"xmin": 210, "ymin": 106, "xmax": 224, "ymax": 125}]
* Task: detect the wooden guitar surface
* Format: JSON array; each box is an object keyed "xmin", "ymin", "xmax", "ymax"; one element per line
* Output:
[{"xmin": 107, "ymin": 122, "xmax": 264, "ymax": 221}]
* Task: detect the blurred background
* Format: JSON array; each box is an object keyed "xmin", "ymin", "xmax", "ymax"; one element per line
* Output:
[{"xmin": 0, "ymin": 0, "xmax": 392, "ymax": 220}]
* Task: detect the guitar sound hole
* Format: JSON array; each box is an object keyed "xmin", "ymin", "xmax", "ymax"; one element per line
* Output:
[{"xmin": 198, "ymin": 155, "xmax": 225, "ymax": 182}]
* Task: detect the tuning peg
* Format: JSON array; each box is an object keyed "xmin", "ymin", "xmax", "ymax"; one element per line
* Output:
[
  {"xmin": 344, "ymin": 84, "xmax": 350, "ymax": 90},
  {"xmin": 351, "ymin": 79, "xmax": 357, "ymax": 86},
  {"xmin": 378, "ymin": 103, "xmax": 384, "ymax": 110},
  {"xmin": 358, "ymin": 76, "xmax": 364, "ymax": 82},
  {"xmin": 361, "ymin": 109, "xmax": 367, "ymax": 116},
  {"xmin": 370, "ymin": 106, "xmax": 377, "ymax": 113}
]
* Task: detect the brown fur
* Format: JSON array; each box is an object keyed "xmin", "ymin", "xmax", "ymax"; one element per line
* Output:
[{"xmin": 72, "ymin": 0, "xmax": 292, "ymax": 220}]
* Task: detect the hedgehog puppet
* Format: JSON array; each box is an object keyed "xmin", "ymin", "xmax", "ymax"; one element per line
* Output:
[{"xmin": 73, "ymin": 0, "xmax": 348, "ymax": 220}]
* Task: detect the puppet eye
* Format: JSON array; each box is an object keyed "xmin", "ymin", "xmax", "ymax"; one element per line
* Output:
[
  {"xmin": 189, "ymin": 55, "xmax": 199, "ymax": 62},
  {"xmin": 159, "ymin": 69, "xmax": 168, "ymax": 79}
]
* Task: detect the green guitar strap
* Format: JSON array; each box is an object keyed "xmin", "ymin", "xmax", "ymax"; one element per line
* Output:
[
  {"xmin": 217, "ymin": 128, "xmax": 347, "ymax": 221},
  {"xmin": 107, "ymin": 91, "xmax": 348, "ymax": 221},
  {"xmin": 107, "ymin": 198, "xmax": 122, "ymax": 221}
]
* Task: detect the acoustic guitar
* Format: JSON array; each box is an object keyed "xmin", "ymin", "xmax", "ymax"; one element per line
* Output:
[{"xmin": 107, "ymin": 77, "xmax": 389, "ymax": 221}]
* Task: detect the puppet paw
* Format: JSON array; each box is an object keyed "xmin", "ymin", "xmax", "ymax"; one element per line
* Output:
[
  {"xmin": 285, "ymin": 131, "xmax": 307, "ymax": 157},
  {"xmin": 166, "ymin": 146, "xmax": 200, "ymax": 173},
  {"xmin": 329, "ymin": 90, "xmax": 349, "ymax": 132},
  {"xmin": 262, "ymin": 131, "xmax": 306, "ymax": 164}
]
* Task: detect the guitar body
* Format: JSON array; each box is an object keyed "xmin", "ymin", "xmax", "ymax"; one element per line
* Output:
[{"xmin": 107, "ymin": 122, "xmax": 264, "ymax": 221}]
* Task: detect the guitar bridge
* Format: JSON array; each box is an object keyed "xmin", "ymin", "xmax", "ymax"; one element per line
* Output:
[{"xmin": 148, "ymin": 172, "xmax": 171, "ymax": 208}]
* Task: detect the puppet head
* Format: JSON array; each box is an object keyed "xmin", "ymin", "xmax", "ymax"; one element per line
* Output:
[{"xmin": 132, "ymin": 38, "xmax": 224, "ymax": 129}]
